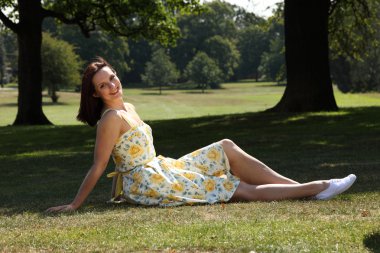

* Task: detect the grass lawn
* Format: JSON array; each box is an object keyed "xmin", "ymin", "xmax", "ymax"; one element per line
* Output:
[
  {"xmin": 1, "ymin": 81, "xmax": 380, "ymax": 125},
  {"xmin": 0, "ymin": 82, "xmax": 379, "ymax": 252}
]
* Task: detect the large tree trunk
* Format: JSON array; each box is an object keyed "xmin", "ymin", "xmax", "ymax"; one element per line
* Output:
[
  {"xmin": 269, "ymin": 0, "xmax": 338, "ymax": 112},
  {"xmin": 13, "ymin": 0, "xmax": 51, "ymax": 125}
]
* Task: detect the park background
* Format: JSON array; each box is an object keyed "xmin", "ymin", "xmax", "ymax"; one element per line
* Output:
[{"xmin": 0, "ymin": 0, "xmax": 379, "ymax": 252}]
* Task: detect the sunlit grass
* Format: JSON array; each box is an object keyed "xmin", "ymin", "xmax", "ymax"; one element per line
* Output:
[{"xmin": 1, "ymin": 82, "xmax": 380, "ymax": 126}]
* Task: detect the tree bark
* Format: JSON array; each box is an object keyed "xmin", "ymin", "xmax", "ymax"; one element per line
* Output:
[
  {"xmin": 13, "ymin": 0, "xmax": 51, "ymax": 125},
  {"xmin": 269, "ymin": 0, "xmax": 338, "ymax": 112}
]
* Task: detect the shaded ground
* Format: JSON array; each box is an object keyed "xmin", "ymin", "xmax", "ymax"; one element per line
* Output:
[{"xmin": 0, "ymin": 107, "xmax": 379, "ymax": 213}]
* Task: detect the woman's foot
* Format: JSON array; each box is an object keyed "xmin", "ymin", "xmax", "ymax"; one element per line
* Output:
[{"xmin": 315, "ymin": 174, "xmax": 357, "ymax": 200}]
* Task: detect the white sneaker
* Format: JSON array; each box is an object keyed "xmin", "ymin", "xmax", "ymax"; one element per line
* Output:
[{"xmin": 315, "ymin": 174, "xmax": 357, "ymax": 200}]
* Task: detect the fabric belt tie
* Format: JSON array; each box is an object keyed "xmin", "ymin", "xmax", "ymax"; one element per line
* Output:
[
  {"xmin": 107, "ymin": 171, "xmax": 130, "ymax": 201},
  {"xmin": 106, "ymin": 156, "xmax": 166, "ymax": 201}
]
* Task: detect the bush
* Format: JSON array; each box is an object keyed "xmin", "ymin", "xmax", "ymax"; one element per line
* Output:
[
  {"xmin": 41, "ymin": 32, "xmax": 82, "ymax": 102},
  {"xmin": 185, "ymin": 52, "xmax": 223, "ymax": 92}
]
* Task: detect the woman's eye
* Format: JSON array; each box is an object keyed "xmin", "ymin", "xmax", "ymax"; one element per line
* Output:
[{"xmin": 100, "ymin": 84, "xmax": 105, "ymax": 89}]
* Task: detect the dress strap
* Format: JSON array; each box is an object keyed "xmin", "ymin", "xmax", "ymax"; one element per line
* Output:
[
  {"xmin": 118, "ymin": 110, "xmax": 137, "ymax": 128},
  {"xmin": 100, "ymin": 108, "xmax": 137, "ymax": 127},
  {"xmin": 100, "ymin": 108, "xmax": 115, "ymax": 118}
]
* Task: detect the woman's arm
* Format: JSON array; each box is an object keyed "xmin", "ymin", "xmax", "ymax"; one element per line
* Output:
[{"xmin": 46, "ymin": 111, "xmax": 123, "ymax": 213}]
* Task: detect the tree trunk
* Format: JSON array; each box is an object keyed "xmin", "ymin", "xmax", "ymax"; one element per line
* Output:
[
  {"xmin": 13, "ymin": 0, "xmax": 51, "ymax": 125},
  {"xmin": 269, "ymin": 0, "xmax": 338, "ymax": 112}
]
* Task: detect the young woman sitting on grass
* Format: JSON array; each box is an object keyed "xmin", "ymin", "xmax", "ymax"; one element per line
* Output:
[{"xmin": 46, "ymin": 57, "xmax": 357, "ymax": 213}]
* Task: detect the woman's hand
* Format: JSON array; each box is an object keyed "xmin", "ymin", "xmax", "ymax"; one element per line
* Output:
[{"xmin": 45, "ymin": 204, "xmax": 77, "ymax": 213}]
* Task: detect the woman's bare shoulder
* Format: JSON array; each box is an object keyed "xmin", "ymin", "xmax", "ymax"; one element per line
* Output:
[{"xmin": 97, "ymin": 110, "xmax": 122, "ymax": 129}]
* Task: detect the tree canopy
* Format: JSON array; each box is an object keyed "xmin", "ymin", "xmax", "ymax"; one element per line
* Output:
[
  {"xmin": 185, "ymin": 51, "xmax": 222, "ymax": 93},
  {"xmin": 0, "ymin": 0, "xmax": 203, "ymax": 125},
  {"xmin": 41, "ymin": 32, "xmax": 82, "ymax": 102},
  {"xmin": 141, "ymin": 47, "xmax": 179, "ymax": 94}
]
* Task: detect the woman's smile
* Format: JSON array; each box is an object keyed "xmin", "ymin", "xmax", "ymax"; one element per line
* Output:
[{"xmin": 109, "ymin": 87, "xmax": 120, "ymax": 95}]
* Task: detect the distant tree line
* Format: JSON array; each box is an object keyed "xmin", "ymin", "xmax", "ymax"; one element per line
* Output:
[
  {"xmin": 0, "ymin": 1, "xmax": 283, "ymax": 95},
  {"xmin": 0, "ymin": 1, "xmax": 380, "ymax": 96},
  {"xmin": 1, "ymin": 0, "xmax": 379, "ymax": 98}
]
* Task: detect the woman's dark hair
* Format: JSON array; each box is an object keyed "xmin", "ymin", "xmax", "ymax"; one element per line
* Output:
[{"xmin": 77, "ymin": 57, "xmax": 116, "ymax": 126}]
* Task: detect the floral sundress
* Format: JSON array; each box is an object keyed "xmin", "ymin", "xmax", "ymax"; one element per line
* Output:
[{"xmin": 105, "ymin": 109, "xmax": 240, "ymax": 206}]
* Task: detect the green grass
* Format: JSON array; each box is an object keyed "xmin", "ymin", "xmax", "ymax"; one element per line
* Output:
[
  {"xmin": 0, "ymin": 82, "xmax": 379, "ymax": 252},
  {"xmin": 1, "ymin": 81, "xmax": 380, "ymax": 125}
]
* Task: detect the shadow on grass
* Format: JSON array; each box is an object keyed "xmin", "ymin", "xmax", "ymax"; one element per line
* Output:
[
  {"xmin": 0, "ymin": 106, "xmax": 379, "ymax": 214},
  {"xmin": 0, "ymin": 102, "xmax": 18, "ymax": 107},
  {"xmin": 255, "ymin": 83, "xmax": 286, "ymax": 87},
  {"xmin": 364, "ymin": 231, "xmax": 380, "ymax": 253}
]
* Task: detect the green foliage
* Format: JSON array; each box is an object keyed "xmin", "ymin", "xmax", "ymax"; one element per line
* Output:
[
  {"xmin": 41, "ymin": 32, "xmax": 82, "ymax": 102},
  {"xmin": 329, "ymin": 0, "xmax": 376, "ymax": 60},
  {"xmin": 190, "ymin": 0, "xmax": 237, "ymax": 38},
  {"xmin": 258, "ymin": 3, "xmax": 286, "ymax": 83},
  {"xmin": 259, "ymin": 36, "xmax": 286, "ymax": 82},
  {"xmin": 141, "ymin": 47, "xmax": 179, "ymax": 94},
  {"xmin": 170, "ymin": 0, "xmax": 238, "ymax": 72},
  {"xmin": 330, "ymin": 0, "xmax": 380, "ymax": 92},
  {"xmin": 234, "ymin": 8, "xmax": 266, "ymax": 29},
  {"xmin": 0, "ymin": 28, "xmax": 17, "ymax": 83},
  {"xmin": 202, "ymin": 35, "xmax": 240, "ymax": 81},
  {"xmin": 43, "ymin": 18, "xmax": 131, "ymax": 83},
  {"xmin": 185, "ymin": 51, "xmax": 222, "ymax": 91},
  {"xmin": 237, "ymin": 25, "xmax": 269, "ymax": 80},
  {"xmin": 127, "ymin": 39, "xmax": 152, "ymax": 83},
  {"xmin": 43, "ymin": 0, "xmax": 203, "ymax": 46}
]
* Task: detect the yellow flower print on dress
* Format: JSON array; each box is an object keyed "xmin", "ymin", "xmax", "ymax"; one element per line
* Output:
[
  {"xmin": 130, "ymin": 183, "xmax": 140, "ymax": 194},
  {"xmin": 161, "ymin": 199, "xmax": 172, "ymax": 204},
  {"xmin": 151, "ymin": 173, "xmax": 164, "ymax": 184},
  {"xmin": 190, "ymin": 149, "xmax": 201, "ymax": 157},
  {"xmin": 129, "ymin": 144, "xmax": 144, "ymax": 158},
  {"xmin": 207, "ymin": 148, "xmax": 221, "ymax": 161},
  {"xmin": 172, "ymin": 182, "xmax": 184, "ymax": 192},
  {"xmin": 213, "ymin": 170, "xmax": 224, "ymax": 177},
  {"xmin": 108, "ymin": 115, "xmax": 240, "ymax": 206},
  {"xmin": 173, "ymin": 160, "xmax": 185, "ymax": 169},
  {"xmin": 160, "ymin": 161, "xmax": 171, "ymax": 170},
  {"xmin": 113, "ymin": 155, "xmax": 123, "ymax": 166},
  {"xmin": 144, "ymin": 189, "xmax": 159, "ymax": 198},
  {"xmin": 223, "ymin": 180, "xmax": 234, "ymax": 191},
  {"xmin": 133, "ymin": 173, "xmax": 143, "ymax": 183},
  {"xmin": 203, "ymin": 179, "xmax": 216, "ymax": 192},
  {"xmin": 127, "ymin": 131, "xmax": 141, "ymax": 140},
  {"xmin": 183, "ymin": 172, "xmax": 196, "ymax": 181},
  {"xmin": 168, "ymin": 194, "xmax": 181, "ymax": 201},
  {"xmin": 197, "ymin": 164, "xmax": 209, "ymax": 173}
]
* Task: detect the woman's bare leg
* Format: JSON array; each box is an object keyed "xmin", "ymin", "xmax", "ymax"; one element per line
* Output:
[
  {"xmin": 220, "ymin": 139, "xmax": 299, "ymax": 185},
  {"xmin": 230, "ymin": 180, "xmax": 329, "ymax": 202}
]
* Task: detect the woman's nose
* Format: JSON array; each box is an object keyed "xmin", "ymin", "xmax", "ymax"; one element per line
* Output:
[{"xmin": 108, "ymin": 82, "xmax": 116, "ymax": 88}]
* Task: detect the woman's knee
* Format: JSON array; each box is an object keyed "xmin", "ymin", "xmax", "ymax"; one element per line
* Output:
[
  {"xmin": 219, "ymin": 139, "xmax": 236, "ymax": 151},
  {"xmin": 230, "ymin": 182, "xmax": 257, "ymax": 202}
]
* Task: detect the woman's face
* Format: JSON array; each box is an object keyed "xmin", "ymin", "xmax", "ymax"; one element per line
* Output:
[{"xmin": 92, "ymin": 66, "xmax": 123, "ymax": 101}]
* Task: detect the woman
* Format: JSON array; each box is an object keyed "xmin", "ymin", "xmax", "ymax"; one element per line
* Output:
[{"xmin": 46, "ymin": 57, "xmax": 356, "ymax": 212}]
